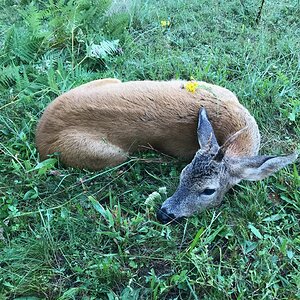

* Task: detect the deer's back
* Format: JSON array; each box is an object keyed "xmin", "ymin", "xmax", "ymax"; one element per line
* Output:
[{"xmin": 36, "ymin": 80, "xmax": 260, "ymax": 161}]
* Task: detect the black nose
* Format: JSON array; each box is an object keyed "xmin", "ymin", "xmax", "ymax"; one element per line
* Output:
[{"xmin": 156, "ymin": 207, "xmax": 176, "ymax": 224}]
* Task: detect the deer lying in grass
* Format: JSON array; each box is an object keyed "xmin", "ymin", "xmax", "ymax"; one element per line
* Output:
[{"xmin": 36, "ymin": 78, "xmax": 298, "ymax": 223}]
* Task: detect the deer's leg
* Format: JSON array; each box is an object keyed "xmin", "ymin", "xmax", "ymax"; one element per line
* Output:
[{"xmin": 53, "ymin": 131, "xmax": 128, "ymax": 170}]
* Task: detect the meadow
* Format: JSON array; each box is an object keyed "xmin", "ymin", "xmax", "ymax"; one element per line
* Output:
[{"xmin": 0, "ymin": 0, "xmax": 299, "ymax": 299}]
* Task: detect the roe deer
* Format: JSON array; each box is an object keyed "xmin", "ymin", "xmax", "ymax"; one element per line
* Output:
[{"xmin": 36, "ymin": 79, "xmax": 298, "ymax": 223}]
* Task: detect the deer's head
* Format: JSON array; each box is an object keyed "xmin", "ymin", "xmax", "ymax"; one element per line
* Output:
[{"xmin": 157, "ymin": 108, "xmax": 298, "ymax": 224}]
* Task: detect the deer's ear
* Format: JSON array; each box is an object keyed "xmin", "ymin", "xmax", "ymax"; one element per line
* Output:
[
  {"xmin": 229, "ymin": 152, "xmax": 298, "ymax": 181},
  {"xmin": 197, "ymin": 108, "xmax": 219, "ymax": 153}
]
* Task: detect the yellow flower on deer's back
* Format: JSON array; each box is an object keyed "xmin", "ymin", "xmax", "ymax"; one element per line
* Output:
[
  {"xmin": 160, "ymin": 20, "xmax": 170, "ymax": 27},
  {"xmin": 185, "ymin": 81, "xmax": 199, "ymax": 93}
]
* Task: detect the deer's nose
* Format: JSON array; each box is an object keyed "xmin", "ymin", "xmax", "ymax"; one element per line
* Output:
[{"xmin": 156, "ymin": 207, "xmax": 176, "ymax": 224}]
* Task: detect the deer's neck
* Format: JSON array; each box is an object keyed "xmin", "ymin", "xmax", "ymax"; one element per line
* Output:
[{"xmin": 209, "ymin": 102, "xmax": 261, "ymax": 157}]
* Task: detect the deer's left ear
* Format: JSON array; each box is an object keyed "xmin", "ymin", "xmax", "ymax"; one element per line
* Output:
[
  {"xmin": 197, "ymin": 108, "xmax": 219, "ymax": 153},
  {"xmin": 229, "ymin": 152, "xmax": 298, "ymax": 181}
]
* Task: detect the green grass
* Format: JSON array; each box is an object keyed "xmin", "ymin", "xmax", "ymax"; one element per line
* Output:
[{"xmin": 0, "ymin": 0, "xmax": 299, "ymax": 299}]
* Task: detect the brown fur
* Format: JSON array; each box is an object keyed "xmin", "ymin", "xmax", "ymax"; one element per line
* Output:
[{"xmin": 36, "ymin": 79, "xmax": 260, "ymax": 170}]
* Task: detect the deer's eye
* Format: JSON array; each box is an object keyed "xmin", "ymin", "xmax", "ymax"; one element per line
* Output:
[{"xmin": 202, "ymin": 188, "xmax": 216, "ymax": 196}]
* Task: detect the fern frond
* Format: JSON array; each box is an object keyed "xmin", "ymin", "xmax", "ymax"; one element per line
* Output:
[
  {"xmin": 0, "ymin": 65, "xmax": 20, "ymax": 88},
  {"xmin": 3, "ymin": 26, "xmax": 44, "ymax": 64},
  {"xmin": 86, "ymin": 40, "xmax": 119, "ymax": 59},
  {"xmin": 19, "ymin": 3, "xmax": 46, "ymax": 36}
]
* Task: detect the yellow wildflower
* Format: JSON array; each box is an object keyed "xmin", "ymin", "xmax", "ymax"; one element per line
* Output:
[
  {"xmin": 184, "ymin": 81, "xmax": 199, "ymax": 93},
  {"xmin": 160, "ymin": 20, "xmax": 171, "ymax": 27}
]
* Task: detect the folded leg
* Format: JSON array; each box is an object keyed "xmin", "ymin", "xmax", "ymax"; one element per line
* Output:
[{"xmin": 53, "ymin": 131, "xmax": 128, "ymax": 170}]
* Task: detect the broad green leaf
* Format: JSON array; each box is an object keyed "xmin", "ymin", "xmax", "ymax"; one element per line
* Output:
[
  {"xmin": 88, "ymin": 196, "xmax": 106, "ymax": 218},
  {"xmin": 248, "ymin": 224, "xmax": 263, "ymax": 239},
  {"xmin": 188, "ymin": 227, "xmax": 204, "ymax": 253},
  {"xmin": 263, "ymin": 214, "xmax": 282, "ymax": 222}
]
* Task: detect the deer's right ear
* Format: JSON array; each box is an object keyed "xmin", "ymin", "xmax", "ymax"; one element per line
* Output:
[
  {"xmin": 229, "ymin": 152, "xmax": 298, "ymax": 181},
  {"xmin": 198, "ymin": 108, "xmax": 219, "ymax": 153}
]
